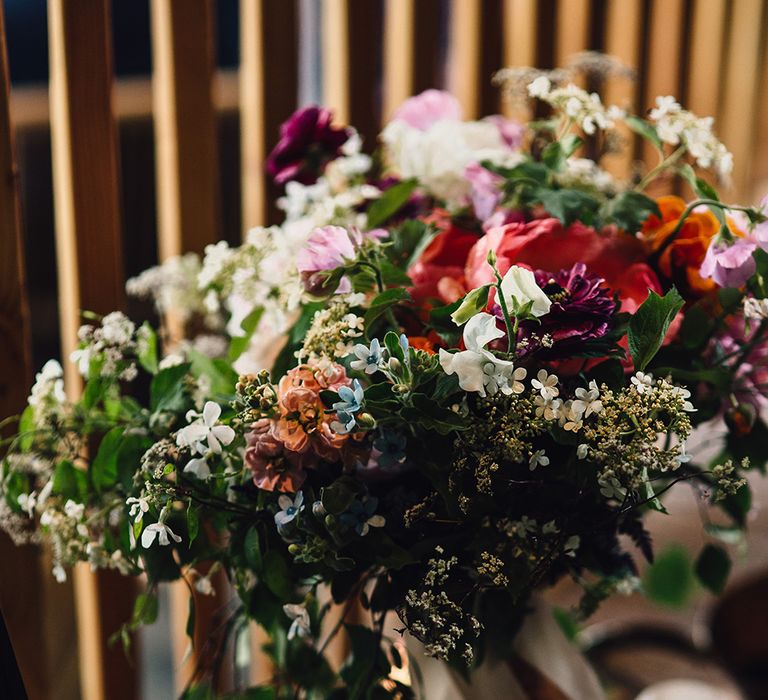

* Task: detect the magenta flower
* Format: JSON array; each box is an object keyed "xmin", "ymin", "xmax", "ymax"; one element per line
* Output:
[
  {"xmin": 297, "ymin": 226, "xmax": 356, "ymax": 295},
  {"xmin": 465, "ymin": 163, "xmax": 505, "ymax": 221},
  {"xmin": 266, "ymin": 106, "xmax": 351, "ymax": 187},
  {"xmin": 700, "ymin": 237, "xmax": 757, "ymax": 288},
  {"xmin": 484, "ymin": 115, "xmax": 525, "ymax": 149},
  {"xmin": 391, "ymin": 89, "xmax": 462, "ymax": 130}
]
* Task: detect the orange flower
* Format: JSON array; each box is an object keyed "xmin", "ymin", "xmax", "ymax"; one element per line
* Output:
[
  {"xmin": 407, "ymin": 335, "xmax": 438, "ymax": 354},
  {"xmin": 641, "ymin": 195, "xmax": 719, "ymax": 296}
]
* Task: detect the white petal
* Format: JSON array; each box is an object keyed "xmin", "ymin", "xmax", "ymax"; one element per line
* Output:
[
  {"xmin": 211, "ymin": 424, "xmax": 235, "ymax": 447},
  {"xmin": 367, "ymin": 515, "xmax": 386, "ymax": 528},
  {"xmin": 184, "ymin": 457, "xmax": 211, "ymax": 480},
  {"xmin": 439, "ymin": 348, "xmax": 488, "ymax": 396},
  {"xmin": 463, "ymin": 312, "xmax": 504, "ymax": 352},
  {"xmin": 141, "ymin": 526, "xmax": 158, "ymax": 548},
  {"xmin": 202, "ymin": 401, "xmax": 221, "ymax": 427},
  {"xmin": 278, "ymin": 495, "xmax": 293, "ymax": 510}
]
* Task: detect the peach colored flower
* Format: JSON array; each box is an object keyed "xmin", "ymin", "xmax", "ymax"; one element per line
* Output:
[
  {"xmin": 245, "ymin": 419, "xmax": 306, "ymax": 493},
  {"xmin": 275, "ymin": 363, "xmax": 350, "ymax": 461}
]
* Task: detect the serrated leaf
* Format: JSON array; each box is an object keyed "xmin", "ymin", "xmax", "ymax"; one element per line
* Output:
[
  {"xmin": 536, "ymin": 188, "xmax": 600, "ymax": 226},
  {"xmin": 628, "ymin": 288, "xmax": 684, "ymax": 371},
  {"xmin": 364, "ymin": 288, "xmax": 411, "ymax": 328},
  {"xmin": 228, "ymin": 307, "xmax": 264, "ymax": 362},
  {"xmin": 601, "ymin": 191, "xmax": 661, "ymax": 232},
  {"xmin": 695, "ymin": 543, "xmax": 731, "ymax": 594},
  {"xmin": 150, "ymin": 363, "xmax": 191, "ymax": 413}
]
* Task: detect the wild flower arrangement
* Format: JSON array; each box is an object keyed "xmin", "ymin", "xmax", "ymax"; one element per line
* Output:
[{"xmin": 4, "ymin": 57, "xmax": 768, "ymax": 697}]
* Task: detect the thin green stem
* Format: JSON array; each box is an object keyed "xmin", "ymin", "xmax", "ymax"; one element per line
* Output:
[
  {"xmin": 491, "ymin": 266, "xmax": 516, "ymax": 356},
  {"xmin": 634, "ymin": 145, "xmax": 686, "ymax": 192}
]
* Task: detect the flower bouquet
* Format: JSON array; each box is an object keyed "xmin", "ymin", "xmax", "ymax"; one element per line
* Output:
[{"xmin": 4, "ymin": 61, "xmax": 768, "ymax": 698}]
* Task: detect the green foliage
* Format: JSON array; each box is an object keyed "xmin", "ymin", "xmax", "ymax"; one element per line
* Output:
[
  {"xmin": 150, "ymin": 363, "xmax": 192, "ymax": 414},
  {"xmin": 366, "ymin": 179, "xmax": 417, "ymax": 228},
  {"xmin": 600, "ymin": 191, "xmax": 661, "ymax": 232},
  {"xmin": 228, "ymin": 307, "xmax": 265, "ymax": 362},
  {"xmin": 628, "ymin": 288, "xmax": 684, "ymax": 371},
  {"xmin": 535, "ymin": 188, "xmax": 600, "ymax": 226},
  {"xmin": 450, "ymin": 285, "xmax": 491, "ymax": 325},
  {"xmin": 625, "ymin": 115, "xmax": 663, "ymax": 151},
  {"xmin": 695, "ymin": 544, "xmax": 731, "ymax": 594},
  {"xmin": 364, "ymin": 288, "xmax": 411, "ymax": 328},
  {"xmin": 643, "ymin": 545, "xmax": 695, "ymax": 608},
  {"xmin": 52, "ymin": 460, "xmax": 89, "ymax": 502},
  {"xmin": 137, "ymin": 322, "xmax": 159, "ymax": 374}
]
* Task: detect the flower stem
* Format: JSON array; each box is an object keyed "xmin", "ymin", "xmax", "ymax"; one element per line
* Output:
[
  {"xmin": 491, "ymin": 263, "xmax": 516, "ymax": 356},
  {"xmin": 634, "ymin": 145, "xmax": 686, "ymax": 192}
]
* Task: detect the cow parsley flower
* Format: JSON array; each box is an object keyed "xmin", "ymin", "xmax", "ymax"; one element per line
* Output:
[
  {"xmin": 630, "ymin": 372, "xmax": 654, "ymax": 395},
  {"xmin": 529, "ymin": 450, "xmax": 549, "ymax": 470},
  {"xmin": 283, "ymin": 603, "xmax": 311, "ymax": 640}
]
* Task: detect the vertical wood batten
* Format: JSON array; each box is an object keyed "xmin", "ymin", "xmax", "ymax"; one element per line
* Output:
[
  {"xmin": 48, "ymin": 2, "xmax": 137, "ymax": 699},
  {"xmin": 686, "ymin": 0, "xmax": 727, "ymax": 119},
  {"xmin": 0, "ymin": 2, "xmax": 52, "ymax": 698},
  {"xmin": 719, "ymin": 0, "xmax": 765, "ymax": 201},
  {"xmin": 601, "ymin": 0, "xmax": 643, "ymax": 179},
  {"xmin": 555, "ymin": 0, "xmax": 591, "ymax": 67},
  {"xmin": 151, "ymin": 0, "xmax": 220, "ymax": 259},
  {"xmin": 641, "ymin": 0, "xmax": 686, "ymax": 188},
  {"xmin": 240, "ymin": 0, "xmax": 299, "ymax": 230},
  {"xmin": 501, "ymin": 0, "xmax": 538, "ymax": 120},
  {"xmin": 447, "ymin": 0, "xmax": 482, "ymax": 118},
  {"xmin": 322, "ymin": 0, "xmax": 383, "ymax": 146}
]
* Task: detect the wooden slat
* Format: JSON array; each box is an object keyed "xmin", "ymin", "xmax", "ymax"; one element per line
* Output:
[
  {"xmin": 150, "ymin": 0, "xmax": 220, "ymax": 259},
  {"xmin": 501, "ymin": 0, "xmax": 538, "ymax": 120},
  {"xmin": 751, "ymin": 17, "xmax": 768, "ymax": 199},
  {"xmin": 322, "ymin": 0, "xmax": 383, "ymax": 145},
  {"xmin": 685, "ymin": 0, "xmax": 727, "ymax": 119},
  {"xmin": 0, "ymin": 3, "xmax": 57, "ymax": 699},
  {"xmin": 47, "ymin": 2, "xmax": 138, "ymax": 699},
  {"xmin": 719, "ymin": 0, "xmax": 765, "ymax": 201},
  {"xmin": 601, "ymin": 0, "xmax": 643, "ymax": 180},
  {"xmin": 555, "ymin": 0, "xmax": 591, "ymax": 68},
  {"xmin": 641, "ymin": 0, "xmax": 686, "ymax": 188},
  {"xmin": 447, "ymin": 0, "xmax": 483, "ymax": 118},
  {"xmin": 382, "ymin": 0, "xmax": 444, "ymax": 121},
  {"xmin": 240, "ymin": 0, "xmax": 299, "ymax": 230}
]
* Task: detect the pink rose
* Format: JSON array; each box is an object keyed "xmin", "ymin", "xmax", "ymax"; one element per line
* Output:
[
  {"xmin": 391, "ymin": 89, "xmax": 462, "ymax": 130},
  {"xmin": 466, "ymin": 218, "xmax": 662, "ymax": 312},
  {"xmin": 297, "ymin": 226, "xmax": 356, "ymax": 295}
]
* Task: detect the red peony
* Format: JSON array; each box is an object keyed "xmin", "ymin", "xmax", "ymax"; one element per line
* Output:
[{"xmin": 465, "ymin": 218, "xmax": 662, "ymax": 312}]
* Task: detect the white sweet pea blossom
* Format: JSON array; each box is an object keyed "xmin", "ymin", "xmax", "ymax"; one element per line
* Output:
[
  {"xmin": 184, "ymin": 456, "xmax": 211, "ymax": 480},
  {"xmin": 176, "ymin": 401, "xmax": 235, "ymax": 455},
  {"xmin": 500, "ymin": 266, "xmax": 551, "ymax": 318},
  {"xmin": 744, "ymin": 297, "xmax": 768, "ymax": 321},
  {"xmin": 439, "ymin": 313, "xmax": 518, "ymax": 397},
  {"xmin": 283, "ymin": 603, "xmax": 311, "ymax": 640}
]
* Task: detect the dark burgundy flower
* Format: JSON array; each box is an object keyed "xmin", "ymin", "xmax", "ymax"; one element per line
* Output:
[
  {"xmin": 516, "ymin": 263, "xmax": 618, "ymax": 358},
  {"xmin": 266, "ymin": 106, "xmax": 351, "ymax": 187}
]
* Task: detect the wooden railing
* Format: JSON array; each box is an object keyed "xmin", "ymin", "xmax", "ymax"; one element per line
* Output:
[{"xmin": 1, "ymin": 1, "xmax": 768, "ymax": 698}]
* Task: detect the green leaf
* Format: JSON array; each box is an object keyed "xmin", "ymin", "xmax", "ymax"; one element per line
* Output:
[
  {"xmin": 262, "ymin": 551, "xmax": 292, "ymax": 600},
  {"xmin": 364, "ymin": 288, "xmax": 411, "ymax": 328},
  {"xmin": 188, "ymin": 351, "xmax": 238, "ymax": 398},
  {"xmin": 133, "ymin": 591, "xmax": 159, "ymax": 625},
  {"xmin": 18, "ymin": 405, "xmax": 34, "ymax": 452},
  {"xmin": 321, "ymin": 477, "xmax": 358, "ymax": 515},
  {"xmin": 628, "ymin": 288, "xmax": 684, "ymax": 371},
  {"xmin": 720, "ymin": 482, "xmax": 752, "ymax": 526},
  {"xmin": 378, "ymin": 259, "xmax": 413, "ymax": 287},
  {"xmin": 695, "ymin": 544, "xmax": 731, "ymax": 594},
  {"xmin": 187, "ymin": 503, "xmax": 200, "ymax": 545},
  {"xmin": 536, "ymin": 188, "xmax": 600, "ymax": 226},
  {"xmin": 643, "ymin": 545, "xmax": 695, "ymax": 608},
  {"xmin": 601, "ymin": 191, "xmax": 661, "ymax": 232},
  {"xmin": 552, "ymin": 607, "xmax": 579, "ymax": 642},
  {"xmin": 150, "ymin": 363, "xmax": 191, "ymax": 414},
  {"xmin": 52, "ymin": 460, "xmax": 89, "ymax": 502},
  {"xmin": 137, "ymin": 322, "xmax": 159, "ymax": 374},
  {"xmin": 228, "ymin": 307, "xmax": 264, "ymax": 362},
  {"xmin": 678, "ymin": 304, "xmax": 714, "ymax": 350},
  {"xmin": 244, "ymin": 526, "xmax": 263, "ymax": 572},
  {"xmin": 541, "ymin": 134, "xmax": 582, "ymax": 171},
  {"xmin": 625, "ymin": 115, "xmax": 663, "ymax": 151},
  {"xmin": 90, "ymin": 427, "xmax": 124, "ymax": 492},
  {"xmin": 450, "ymin": 284, "xmax": 491, "ymax": 325},
  {"xmin": 186, "ymin": 595, "xmax": 196, "ymax": 640},
  {"xmin": 367, "ymin": 179, "xmax": 417, "ymax": 228},
  {"xmin": 116, "ymin": 433, "xmax": 153, "ymax": 491}
]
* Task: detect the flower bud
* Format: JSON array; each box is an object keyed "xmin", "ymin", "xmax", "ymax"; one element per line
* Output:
[
  {"xmin": 312, "ymin": 501, "xmax": 327, "ymax": 518},
  {"xmin": 324, "ymin": 514, "xmax": 337, "ymax": 529},
  {"xmin": 486, "ymin": 249, "xmax": 497, "ymax": 267},
  {"xmin": 356, "ymin": 412, "xmax": 376, "ymax": 430},
  {"xmin": 388, "ymin": 357, "xmax": 402, "ymax": 373},
  {"xmin": 288, "ymin": 544, "xmax": 300, "ymax": 555},
  {"xmin": 392, "ymin": 384, "xmax": 409, "ymax": 394}
]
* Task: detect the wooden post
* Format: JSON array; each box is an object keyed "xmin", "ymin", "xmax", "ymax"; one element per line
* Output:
[
  {"xmin": 151, "ymin": 0, "xmax": 220, "ymax": 258},
  {"xmin": 501, "ymin": 0, "xmax": 538, "ymax": 121},
  {"xmin": 239, "ymin": 0, "xmax": 299, "ymax": 230},
  {"xmin": 48, "ymin": 1, "xmax": 138, "ymax": 699},
  {"xmin": 555, "ymin": 0, "xmax": 591, "ymax": 68}
]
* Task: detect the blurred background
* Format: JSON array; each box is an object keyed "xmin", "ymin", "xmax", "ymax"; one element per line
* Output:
[{"xmin": 2, "ymin": 1, "xmax": 768, "ymax": 698}]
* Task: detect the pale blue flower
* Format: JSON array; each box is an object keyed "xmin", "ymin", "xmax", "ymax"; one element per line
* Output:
[
  {"xmin": 275, "ymin": 491, "xmax": 304, "ymax": 534},
  {"xmin": 331, "ymin": 379, "xmax": 364, "ymax": 434},
  {"xmin": 349, "ymin": 338, "xmax": 382, "ymax": 374},
  {"xmin": 373, "ymin": 431, "xmax": 407, "ymax": 470},
  {"xmin": 339, "ymin": 497, "xmax": 386, "ymax": 536}
]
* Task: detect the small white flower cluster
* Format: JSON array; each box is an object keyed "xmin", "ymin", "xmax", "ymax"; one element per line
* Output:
[
  {"xmin": 648, "ymin": 96, "xmax": 733, "ymax": 180},
  {"xmin": 175, "ymin": 401, "xmax": 235, "ymax": 480},
  {"xmin": 531, "ymin": 371, "xmax": 604, "ymax": 432},
  {"xmin": 36, "ymin": 498, "xmax": 90, "ymax": 582},
  {"xmin": 27, "ymin": 360, "xmax": 66, "ymax": 426},
  {"xmin": 528, "ymin": 77, "xmax": 624, "ymax": 135},
  {"xmin": 300, "ymin": 297, "xmax": 366, "ymax": 361},
  {"xmin": 557, "ymin": 156, "xmax": 617, "ymax": 193},
  {"xmin": 71, "ymin": 312, "xmax": 139, "ymax": 381},
  {"xmin": 381, "ymin": 117, "xmax": 521, "ymax": 208},
  {"xmin": 744, "ymin": 296, "xmax": 768, "ymax": 321},
  {"xmin": 127, "ymin": 253, "xmax": 211, "ymax": 324}
]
